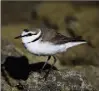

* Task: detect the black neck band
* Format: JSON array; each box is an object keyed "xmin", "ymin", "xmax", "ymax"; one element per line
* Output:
[{"xmin": 27, "ymin": 33, "xmax": 42, "ymax": 43}]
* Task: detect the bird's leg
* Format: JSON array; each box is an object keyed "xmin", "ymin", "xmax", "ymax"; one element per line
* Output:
[
  {"xmin": 43, "ymin": 56, "xmax": 57, "ymax": 80},
  {"xmin": 41, "ymin": 56, "xmax": 51, "ymax": 71}
]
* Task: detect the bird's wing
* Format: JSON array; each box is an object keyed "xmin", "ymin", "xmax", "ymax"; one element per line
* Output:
[
  {"xmin": 48, "ymin": 33, "xmax": 85, "ymax": 44},
  {"xmin": 40, "ymin": 28, "xmax": 85, "ymax": 44},
  {"xmin": 41, "ymin": 28, "xmax": 57, "ymax": 41}
]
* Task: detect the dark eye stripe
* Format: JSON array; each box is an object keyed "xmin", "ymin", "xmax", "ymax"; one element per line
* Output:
[
  {"xmin": 28, "ymin": 33, "xmax": 33, "ymax": 36},
  {"xmin": 21, "ymin": 33, "xmax": 37, "ymax": 37},
  {"xmin": 32, "ymin": 32, "xmax": 37, "ymax": 35},
  {"xmin": 28, "ymin": 33, "xmax": 37, "ymax": 36}
]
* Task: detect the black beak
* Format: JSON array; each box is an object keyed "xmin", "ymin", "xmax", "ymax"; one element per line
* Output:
[{"xmin": 14, "ymin": 35, "xmax": 22, "ymax": 39}]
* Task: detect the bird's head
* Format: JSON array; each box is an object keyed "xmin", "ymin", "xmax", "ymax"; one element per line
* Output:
[{"xmin": 15, "ymin": 29, "xmax": 41, "ymax": 43}]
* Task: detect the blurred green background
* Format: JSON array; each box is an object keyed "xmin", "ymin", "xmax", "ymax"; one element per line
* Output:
[{"xmin": 1, "ymin": 1, "xmax": 99, "ymax": 69}]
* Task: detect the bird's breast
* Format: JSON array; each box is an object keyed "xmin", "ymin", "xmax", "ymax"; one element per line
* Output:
[{"xmin": 24, "ymin": 41, "xmax": 66, "ymax": 55}]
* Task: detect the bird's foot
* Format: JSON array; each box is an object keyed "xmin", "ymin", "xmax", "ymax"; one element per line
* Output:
[
  {"xmin": 39, "ymin": 68, "xmax": 45, "ymax": 74},
  {"xmin": 39, "ymin": 69, "xmax": 52, "ymax": 81},
  {"xmin": 15, "ymin": 82, "xmax": 25, "ymax": 90}
]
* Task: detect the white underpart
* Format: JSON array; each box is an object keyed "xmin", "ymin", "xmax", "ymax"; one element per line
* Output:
[{"xmin": 24, "ymin": 39, "xmax": 86, "ymax": 55}]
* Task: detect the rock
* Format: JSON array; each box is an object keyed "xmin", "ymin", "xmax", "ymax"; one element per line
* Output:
[
  {"xmin": 20, "ymin": 69, "xmax": 98, "ymax": 91},
  {"xmin": 19, "ymin": 67, "xmax": 98, "ymax": 91},
  {"xmin": 1, "ymin": 38, "xmax": 21, "ymax": 64},
  {"xmin": 1, "ymin": 38, "xmax": 23, "ymax": 91},
  {"xmin": 1, "ymin": 38, "xmax": 99, "ymax": 91}
]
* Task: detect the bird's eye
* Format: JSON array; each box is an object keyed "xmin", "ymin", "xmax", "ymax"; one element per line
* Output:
[{"xmin": 28, "ymin": 33, "xmax": 33, "ymax": 36}]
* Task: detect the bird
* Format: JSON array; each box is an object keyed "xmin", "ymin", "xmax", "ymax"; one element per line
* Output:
[{"xmin": 15, "ymin": 28, "xmax": 87, "ymax": 72}]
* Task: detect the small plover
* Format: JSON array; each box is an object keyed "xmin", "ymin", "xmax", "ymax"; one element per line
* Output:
[{"xmin": 15, "ymin": 28, "xmax": 87, "ymax": 71}]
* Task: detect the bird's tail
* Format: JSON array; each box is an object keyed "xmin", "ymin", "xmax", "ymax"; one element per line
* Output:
[{"xmin": 65, "ymin": 41, "xmax": 87, "ymax": 49}]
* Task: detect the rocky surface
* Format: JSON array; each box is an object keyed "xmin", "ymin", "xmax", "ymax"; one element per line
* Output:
[
  {"xmin": 1, "ymin": 38, "xmax": 21, "ymax": 64},
  {"xmin": 19, "ymin": 68, "xmax": 98, "ymax": 91},
  {"xmin": 1, "ymin": 38, "xmax": 99, "ymax": 91},
  {"xmin": 1, "ymin": 2, "xmax": 99, "ymax": 91}
]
